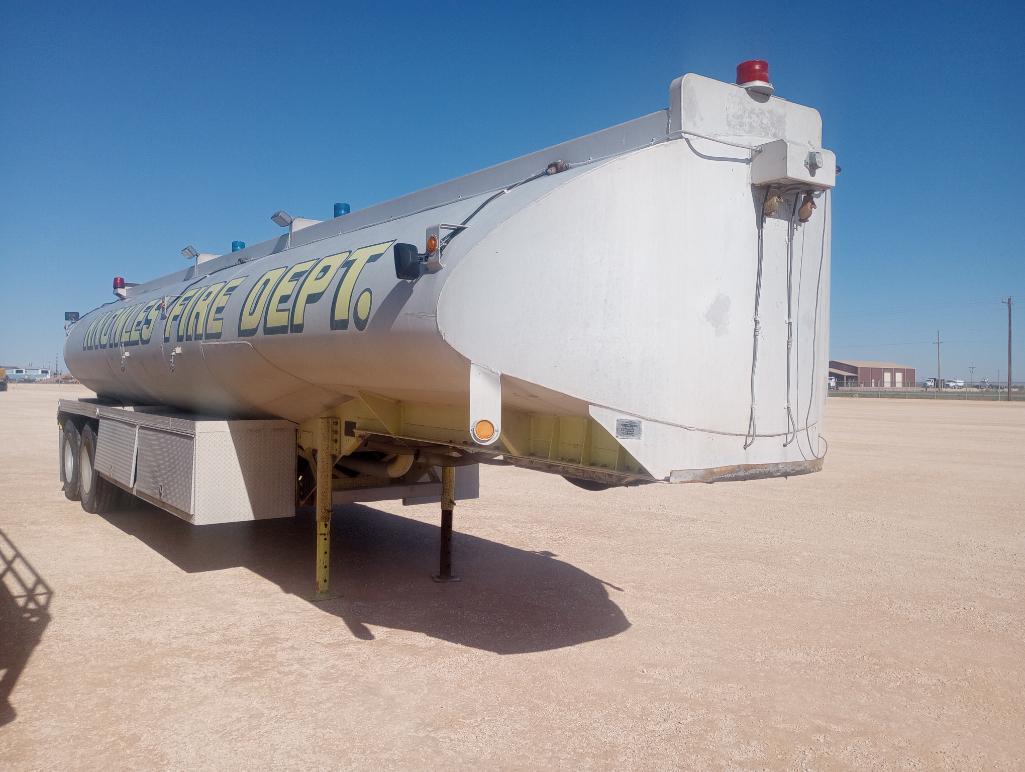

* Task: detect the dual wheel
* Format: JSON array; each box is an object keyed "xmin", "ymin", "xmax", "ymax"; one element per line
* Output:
[{"xmin": 60, "ymin": 421, "xmax": 127, "ymax": 513}]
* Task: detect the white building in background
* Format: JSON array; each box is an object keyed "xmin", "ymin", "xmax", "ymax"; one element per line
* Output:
[
  {"xmin": 3, "ymin": 367, "xmax": 52, "ymax": 382},
  {"xmin": 828, "ymin": 360, "xmax": 916, "ymax": 388}
]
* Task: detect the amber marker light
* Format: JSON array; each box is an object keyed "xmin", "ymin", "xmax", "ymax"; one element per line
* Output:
[
  {"xmin": 426, "ymin": 234, "xmax": 439, "ymax": 254},
  {"xmin": 473, "ymin": 419, "xmax": 495, "ymax": 442}
]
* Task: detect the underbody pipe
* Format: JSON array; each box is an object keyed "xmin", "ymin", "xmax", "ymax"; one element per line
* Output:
[{"xmin": 338, "ymin": 454, "xmax": 416, "ymax": 479}]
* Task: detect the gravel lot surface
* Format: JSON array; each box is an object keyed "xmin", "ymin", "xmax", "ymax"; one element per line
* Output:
[{"xmin": 2, "ymin": 384, "xmax": 1023, "ymax": 768}]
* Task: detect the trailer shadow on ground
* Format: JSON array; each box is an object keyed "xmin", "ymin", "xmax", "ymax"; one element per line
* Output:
[
  {"xmin": 99, "ymin": 503, "xmax": 630, "ymax": 654},
  {"xmin": 0, "ymin": 529, "xmax": 53, "ymax": 728}
]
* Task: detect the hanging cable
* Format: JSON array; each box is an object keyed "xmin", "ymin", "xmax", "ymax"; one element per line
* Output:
[
  {"xmin": 743, "ymin": 188, "xmax": 772, "ymax": 449},
  {"xmin": 782, "ymin": 193, "xmax": 801, "ymax": 447},
  {"xmin": 792, "ymin": 200, "xmax": 810, "ymax": 459},
  {"xmin": 802, "ymin": 190, "xmax": 830, "ymax": 459},
  {"xmin": 439, "ymin": 168, "xmax": 552, "ymax": 251}
]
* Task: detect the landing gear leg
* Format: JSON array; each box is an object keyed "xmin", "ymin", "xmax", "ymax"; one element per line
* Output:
[
  {"xmin": 313, "ymin": 416, "xmax": 338, "ymax": 601},
  {"xmin": 432, "ymin": 466, "xmax": 460, "ymax": 583}
]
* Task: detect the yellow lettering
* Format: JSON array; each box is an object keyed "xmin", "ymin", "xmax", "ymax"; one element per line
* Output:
[
  {"xmin": 126, "ymin": 303, "xmax": 149, "ymax": 346},
  {"xmin": 265, "ymin": 260, "xmax": 316, "ymax": 335},
  {"xmin": 239, "ymin": 267, "xmax": 287, "ymax": 337},
  {"xmin": 113, "ymin": 306, "xmax": 136, "ymax": 347},
  {"xmin": 204, "ymin": 277, "xmax": 246, "ymax": 339},
  {"xmin": 331, "ymin": 241, "xmax": 392, "ymax": 330},
  {"xmin": 108, "ymin": 309, "xmax": 128, "ymax": 347},
  {"xmin": 183, "ymin": 282, "xmax": 225, "ymax": 341},
  {"xmin": 123, "ymin": 305, "xmax": 138, "ymax": 345},
  {"xmin": 98, "ymin": 311, "xmax": 116, "ymax": 348},
  {"xmin": 163, "ymin": 289, "xmax": 199, "ymax": 343},
  {"xmin": 176, "ymin": 288, "xmax": 208, "ymax": 342},
  {"xmin": 140, "ymin": 300, "xmax": 162, "ymax": 344},
  {"xmin": 83, "ymin": 315, "xmax": 101, "ymax": 350},
  {"xmin": 290, "ymin": 252, "xmax": 349, "ymax": 333}
]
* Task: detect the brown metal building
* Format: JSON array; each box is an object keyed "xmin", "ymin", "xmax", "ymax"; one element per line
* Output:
[{"xmin": 829, "ymin": 359, "xmax": 917, "ymax": 388}]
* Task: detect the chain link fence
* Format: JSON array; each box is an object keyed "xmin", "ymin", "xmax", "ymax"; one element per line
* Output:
[{"xmin": 829, "ymin": 386, "xmax": 1025, "ymax": 401}]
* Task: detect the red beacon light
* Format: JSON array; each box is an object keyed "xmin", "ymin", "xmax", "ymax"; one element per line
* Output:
[
  {"xmin": 112, "ymin": 276, "xmax": 127, "ymax": 300},
  {"xmin": 736, "ymin": 59, "xmax": 773, "ymax": 97}
]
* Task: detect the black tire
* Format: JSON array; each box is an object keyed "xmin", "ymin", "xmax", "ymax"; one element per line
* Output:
[
  {"xmin": 79, "ymin": 424, "xmax": 121, "ymax": 514},
  {"xmin": 60, "ymin": 420, "xmax": 82, "ymax": 501}
]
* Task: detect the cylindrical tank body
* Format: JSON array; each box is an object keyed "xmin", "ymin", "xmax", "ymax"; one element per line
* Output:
[{"xmin": 65, "ymin": 73, "xmax": 834, "ymax": 482}]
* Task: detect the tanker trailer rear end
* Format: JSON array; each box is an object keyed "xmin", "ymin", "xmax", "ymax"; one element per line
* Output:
[{"xmin": 59, "ymin": 63, "xmax": 836, "ymax": 592}]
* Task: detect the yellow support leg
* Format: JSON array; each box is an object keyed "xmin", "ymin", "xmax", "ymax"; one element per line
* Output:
[{"xmin": 314, "ymin": 416, "xmax": 337, "ymax": 600}]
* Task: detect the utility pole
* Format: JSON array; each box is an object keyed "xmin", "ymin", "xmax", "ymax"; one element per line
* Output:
[
  {"xmin": 1002, "ymin": 297, "xmax": 1013, "ymax": 395},
  {"xmin": 969, "ymin": 364, "xmax": 975, "ymax": 388},
  {"xmin": 934, "ymin": 330, "xmax": 942, "ymax": 391}
]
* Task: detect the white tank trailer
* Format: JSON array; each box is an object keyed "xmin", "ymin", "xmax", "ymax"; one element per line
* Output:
[{"xmin": 59, "ymin": 62, "xmax": 836, "ymax": 592}]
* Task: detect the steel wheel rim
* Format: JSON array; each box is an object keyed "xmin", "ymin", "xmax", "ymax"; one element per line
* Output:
[
  {"xmin": 63, "ymin": 438, "xmax": 75, "ymax": 481},
  {"xmin": 80, "ymin": 443, "xmax": 92, "ymax": 496}
]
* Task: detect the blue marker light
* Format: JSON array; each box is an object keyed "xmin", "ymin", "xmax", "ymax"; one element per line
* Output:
[
  {"xmin": 334, "ymin": 202, "xmax": 350, "ymax": 217},
  {"xmin": 231, "ymin": 240, "xmax": 246, "ymax": 252}
]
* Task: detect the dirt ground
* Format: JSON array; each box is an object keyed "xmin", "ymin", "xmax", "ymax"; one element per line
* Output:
[{"xmin": 1, "ymin": 384, "xmax": 1023, "ymax": 769}]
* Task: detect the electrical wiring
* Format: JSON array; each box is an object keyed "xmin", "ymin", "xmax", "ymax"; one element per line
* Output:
[
  {"xmin": 782, "ymin": 194, "xmax": 800, "ymax": 447},
  {"xmin": 802, "ymin": 190, "xmax": 830, "ymax": 460},
  {"xmin": 439, "ymin": 168, "xmax": 550, "ymax": 250},
  {"xmin": 743, "ymin": 187, "xmax": 771, "ymax": 449},
  {"xmin": 745, "ymin": 186, "xmax": 829, "ymax": 456}
]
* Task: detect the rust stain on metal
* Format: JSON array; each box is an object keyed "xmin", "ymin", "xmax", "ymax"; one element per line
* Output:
[{"xmin": 668, "ymin": 457, "xmax": 824, "ymax": 484}]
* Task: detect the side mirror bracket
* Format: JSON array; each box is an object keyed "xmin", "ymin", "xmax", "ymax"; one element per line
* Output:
[
  {"xmin": 393, "ymin": 243, "xmax": 424, "ymax": 280},
  {"xmin": 393, "ymin": 224, "xmax": 470, "ymax": 281}
]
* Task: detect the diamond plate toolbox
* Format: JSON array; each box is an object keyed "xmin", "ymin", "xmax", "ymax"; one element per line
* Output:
[{"xmin": 130, "ymin": 413, "xmax": 296, "ymax": 524}]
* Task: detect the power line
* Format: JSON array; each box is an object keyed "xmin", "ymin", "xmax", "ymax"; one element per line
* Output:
[
  {"xmin": 831, "ymin": 297, "xmax": 1024, "ymax": 320},
  {"xmin": 1003, "ymin": 297, "xmax": 1013, "ymax": 393},
  {"xmin": 835, "ymin": 338, "xmax": 998, "ymax": 348}
]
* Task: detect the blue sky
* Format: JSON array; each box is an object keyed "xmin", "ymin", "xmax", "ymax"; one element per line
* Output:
[{"xmin": 2, "ymin": 0, "xmax": 1023, "ymax": 381}]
